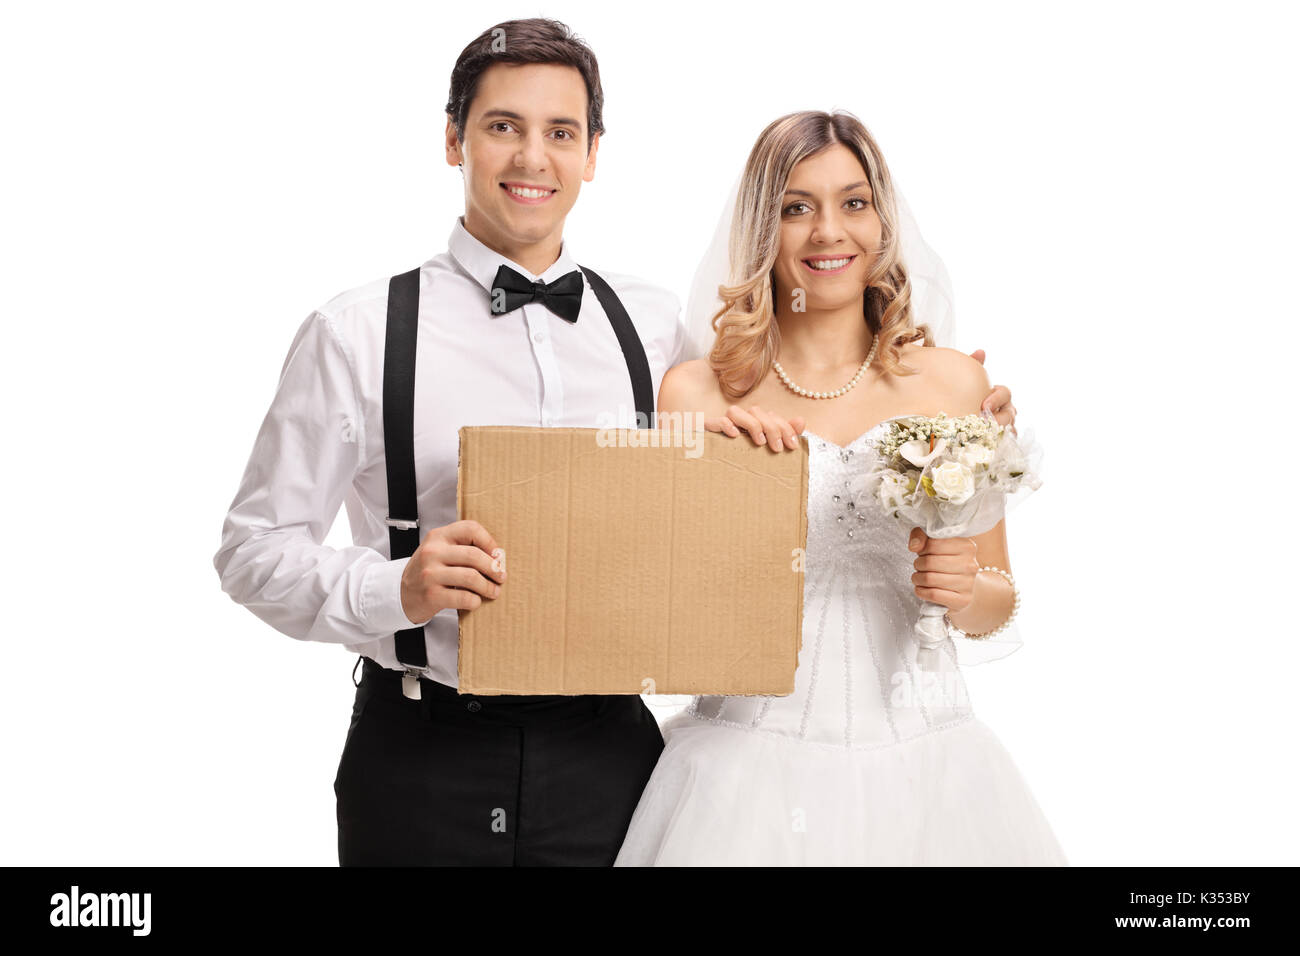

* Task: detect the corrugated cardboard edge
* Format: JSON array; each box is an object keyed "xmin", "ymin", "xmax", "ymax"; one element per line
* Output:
[
  {"xmin": 454, "ymin": 426, "xmax": 469, "ymax": 693},
  {"xmin": 794, "ymin": 433, "xmax": 809, "ymax": 661}
]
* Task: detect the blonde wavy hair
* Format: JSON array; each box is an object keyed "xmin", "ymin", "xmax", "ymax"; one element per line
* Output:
[{"xmin": 708, "ymin": 110, "xmax": 932, "ymax": 400}]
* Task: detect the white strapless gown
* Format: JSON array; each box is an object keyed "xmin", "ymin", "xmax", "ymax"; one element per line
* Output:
[{"xmin": 614, "ymin": 421, "xmax": 1068, "ymax": 866}]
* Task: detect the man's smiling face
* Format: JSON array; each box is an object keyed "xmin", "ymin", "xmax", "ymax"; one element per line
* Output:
[{"xmin": 447, "ymin": 61, "xmax": 599, "ymax": 269}]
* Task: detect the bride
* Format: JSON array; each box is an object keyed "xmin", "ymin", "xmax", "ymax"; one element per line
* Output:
[{"xmin": 614, "ymin": 110, "xmax": 1068, "ymax": 866}]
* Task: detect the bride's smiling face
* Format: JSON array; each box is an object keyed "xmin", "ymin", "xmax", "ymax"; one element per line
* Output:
[{"xmin": 771, "ymin": 144, "xmax": 881, "ymax": 312}]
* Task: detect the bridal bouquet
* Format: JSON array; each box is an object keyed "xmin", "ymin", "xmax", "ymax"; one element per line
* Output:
[{"xmin": 849, "ymin": 412, "xmax": 1042, "ymax": 671}]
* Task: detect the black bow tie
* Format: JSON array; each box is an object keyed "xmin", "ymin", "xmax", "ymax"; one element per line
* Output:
[{"xmin": 489, "ymin": 264, "xmax": 584, "ymax": 323}]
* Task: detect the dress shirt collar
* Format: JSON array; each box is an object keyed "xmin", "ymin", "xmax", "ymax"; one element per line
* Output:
[{"xmin": 447, "ymin": 215, "xmax": 581, "ymax": 295}]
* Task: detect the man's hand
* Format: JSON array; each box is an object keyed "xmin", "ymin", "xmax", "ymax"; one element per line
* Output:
[
  {"xmin": 400, "ymin": 519, "xmax": 506, "ymax": 624},
  {"xmin": 969, "ymin": 349, "xmax": 1016, "ymax": 432}
]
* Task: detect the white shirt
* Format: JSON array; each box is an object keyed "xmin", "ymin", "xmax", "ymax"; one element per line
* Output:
[{"xmin": 213, "ymin": 216, "xmax": 688, "ymax": 687}]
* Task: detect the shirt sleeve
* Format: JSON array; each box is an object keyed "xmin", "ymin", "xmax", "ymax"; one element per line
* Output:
[
  {"xmin": 667, "ymin": 291, "xmax": 690, "ymax": 366},
  {"xmin": 212, "ymin": 310, "xmax": 434, "ymax": 644}
]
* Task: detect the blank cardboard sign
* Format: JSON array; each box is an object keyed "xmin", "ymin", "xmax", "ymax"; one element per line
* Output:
[{"xmin": 455, "ymin": 426, "xmax": 808, "ymax": 695}]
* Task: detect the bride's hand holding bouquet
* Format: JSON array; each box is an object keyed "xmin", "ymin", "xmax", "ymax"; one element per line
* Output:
[{"xmin": 853, "ymin": 411, "xmax": 1043, "ymax": 670}]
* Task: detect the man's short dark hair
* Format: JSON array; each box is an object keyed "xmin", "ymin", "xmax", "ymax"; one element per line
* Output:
[{"xmin": 445, "ymin": 17, "xmax": 605, "ymax": 153}]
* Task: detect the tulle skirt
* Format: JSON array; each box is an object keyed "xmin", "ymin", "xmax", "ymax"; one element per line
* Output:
[{"xmin": 614, "ymin": 711, "xmax": 1068, "ymax": 866}]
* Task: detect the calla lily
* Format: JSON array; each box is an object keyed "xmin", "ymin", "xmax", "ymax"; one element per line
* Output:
[{"xmin": 899, "ymin": 437, "xmax": 948, "ymax": 469}]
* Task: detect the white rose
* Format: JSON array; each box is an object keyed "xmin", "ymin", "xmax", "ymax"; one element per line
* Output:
[
  {"xmin": 877, "ymin": 471, "xmax": 914, "ymax": 509},
  {"xmin": 930, "ymin": 460, "xmax": 975, "ymax": 504},
  {"xmin": 958, "ymin": 443, "xmax": 994, "ymax": 469}
]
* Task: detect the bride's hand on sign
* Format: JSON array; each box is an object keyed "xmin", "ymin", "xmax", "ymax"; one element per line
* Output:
[
  {"xmin": 704, "ymin": 405, "xmax": 806, "ymax": 452},
  {"xmin": 400, "ymin": 519, "xmax": 507, "ymax": 623}
]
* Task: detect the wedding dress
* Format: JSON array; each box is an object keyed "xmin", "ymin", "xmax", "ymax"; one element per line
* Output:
[{"xmin": 614, "ymin": 419, "xmax": 1069, "ymax": 866}]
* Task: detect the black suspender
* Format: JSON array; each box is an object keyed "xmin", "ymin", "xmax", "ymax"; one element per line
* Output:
[
  {"xmin": 381, "ymin": 268, "xmax": 428, "ymax": 698},
  {"xmin": 579, "ymin": 266, "xmax": 655, "ymax": 428},
  {"xmin": 380, "ymin": 264, "xmax": 654, "ymax": 698}
]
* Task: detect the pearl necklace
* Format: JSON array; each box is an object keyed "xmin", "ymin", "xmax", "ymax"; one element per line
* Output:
[{"xmin": 772, "ymin": 334, "xmax": 878, "ymax": 400}]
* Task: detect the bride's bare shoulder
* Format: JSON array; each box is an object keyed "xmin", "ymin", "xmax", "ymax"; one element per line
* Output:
[
  {"xmin": 892, "ymin": 341, "xmax": 991, "ymax": 410},
  {"xmin": 896, "ymin": 341, "xmax": 980, "ymax": 372},
  {"xmin": 659, "ymin": 358, "xmax": 722, "ymax": 412}
]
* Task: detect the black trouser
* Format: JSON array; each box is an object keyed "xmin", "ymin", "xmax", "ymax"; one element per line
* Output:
[{"xmin": 333, "ymin": 656, "xmax": 665, "ymax": 865}]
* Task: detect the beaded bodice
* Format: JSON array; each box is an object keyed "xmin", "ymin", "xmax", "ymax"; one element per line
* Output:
[{"xmin": 686, "ymin": 419, "xmax": 976, "ymax": 749}]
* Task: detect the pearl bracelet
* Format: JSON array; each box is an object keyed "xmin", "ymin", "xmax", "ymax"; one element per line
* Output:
[{"xmin": 945, "ymin": 566, "xmax": 1019, "ymax": 640}]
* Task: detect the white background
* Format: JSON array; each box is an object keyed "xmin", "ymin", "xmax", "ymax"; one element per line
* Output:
[{"xmin": 2, "ymin": 0, "xmax": 1295, "ymax": 865}]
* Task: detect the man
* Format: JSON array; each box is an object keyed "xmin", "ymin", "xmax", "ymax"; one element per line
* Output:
[{"xmin": 213, "ymin": 17, "xmax": 1016, "ymax": 866}]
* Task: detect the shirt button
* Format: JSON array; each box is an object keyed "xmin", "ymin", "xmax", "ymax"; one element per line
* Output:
[
  {"xmin": 467, "ymin": 700, "xmax": 482, "ymax": 713},
  {"xmin": 533, "ymin": 331, "xmax": 545, "ymax": 343}
]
